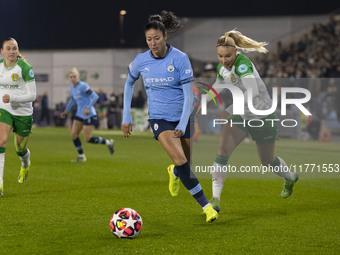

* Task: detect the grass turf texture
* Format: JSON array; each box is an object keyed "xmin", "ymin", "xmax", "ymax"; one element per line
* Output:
[{"xmin": 0, "ymin": 127, "xmax": 339, "ymax": 254}]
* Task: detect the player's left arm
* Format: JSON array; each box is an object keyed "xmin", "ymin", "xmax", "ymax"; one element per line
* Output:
[
  {"xmin": 235, "ymin": 58, "xmax": 259, "ymax": 98},
  {"xmin": 175, "ymin": 81, "xmax": 192, "ymax": 137},
  {"xmin": 174, "ymin": 54, "xmax": 194, "ymax": 136},
  {"xmin": 86, "ymin": 89, "xmax": 99, "ymax": 108},
  {"xmin": 81, "ymin": 88, "xmax": 98, "ymax": 115},
  {"xmin": 242, "ymin": 74, "xmax": 259, "ymax": 98}
]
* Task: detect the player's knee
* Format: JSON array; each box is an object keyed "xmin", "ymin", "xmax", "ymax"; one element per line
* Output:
[{"xmin": 0, "ymin": 138, "xmax": 7, "ymax": 148}]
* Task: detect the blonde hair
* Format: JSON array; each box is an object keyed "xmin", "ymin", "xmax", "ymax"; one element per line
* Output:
[
  {"xmin": 216, "ymin": 29, "xmax": 268, "ymax": 53},
  {"xmin": 69, "ymin": 67, "xmax": 80, "ymax": 78},
  {"xmin": 18, "ymin": 52, "xmax": 27, "ymax": 62}
]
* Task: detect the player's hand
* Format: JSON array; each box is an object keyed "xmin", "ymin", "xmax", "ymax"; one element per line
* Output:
[
  {"xmin": 2, "ymin": 94, "xmax": 10, "ymax": 103},
  {"xmin": 83, "ymin": 108, "xmax": 90, "ymax": 115},
  {"xmin": 122, "ymin": 123, "xmax": 133, "ymax": 137},
  {"xmin": 174, "ymin": 129, "xmax": 183, "ymax": 138},
  {"xmin": 60, "ymin": 111, "xmax": 67, "ymax": 119}
]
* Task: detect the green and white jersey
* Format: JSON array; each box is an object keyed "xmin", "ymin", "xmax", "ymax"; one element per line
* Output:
[
  {"xmin": 214, "ymin": 54, "xmax": 272, "ymax": 120},
  {"xmin": 0, "ymin": 58, "xmax": 36, "ymax": 116}
]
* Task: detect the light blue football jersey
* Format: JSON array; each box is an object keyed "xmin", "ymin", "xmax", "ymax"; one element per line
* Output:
[
  {"xmin": 67, "ymin": 81, "xmax": 97, "ymax": 119},
  {"xmin": 128, "ymin": 45, "xmax": 194, "ymax": 122}
]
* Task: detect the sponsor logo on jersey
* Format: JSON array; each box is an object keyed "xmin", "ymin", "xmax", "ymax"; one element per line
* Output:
[
  {"xmin": 146, "ymin": 77, "xmax": 175, "ymax": 86},
  {"xmin": 167, "ymin": 65, "xmax": 174, "ymax": 72},
  {"xmin": 0, "ymin": 84, "xmax": 19, "ymax": 89},
  {"xmin": 238, "ymin": 64, "xmax": 248, "ymax": 73},
  {"xmin": 185, "ymin": 69, "xmax": 192, "ymax": 74},
  {"xmin": 11, "ymin": 73, "xmax": 19, "ymax": 81}
]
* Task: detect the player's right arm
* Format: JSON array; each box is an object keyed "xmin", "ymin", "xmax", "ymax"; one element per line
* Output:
[
  {"xmin": 122, "ymin": 57, "xmax": 140, "ymax": 137},
  {"xmin": 196, "ymin": 64, "xmax": 225, "ymax": 117},
  {"xmin": 205, "ymin": 63, "xmax": 226, "ymax": 103},
  {"xmin": 122, "ymin": 74, "xmax": 137, "ymax": 137},
  {"xmin": 60, "ymin": 97, "xmax": 75, "ymax": 119}
]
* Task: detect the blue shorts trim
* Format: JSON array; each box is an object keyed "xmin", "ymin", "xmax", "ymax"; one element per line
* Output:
[
  {"xmin": 75, "ymin": 116, "xmax": 98, "ymax": 126},
  {"xmin": 149, "ymin": 115, "xmax": 195, "ymax": 140}
]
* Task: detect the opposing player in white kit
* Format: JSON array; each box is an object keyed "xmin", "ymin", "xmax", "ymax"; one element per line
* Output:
[
  {"xmin": 0, "ymin": 38, "xmax": 36, "ymax": 197},
  {"xmin": 201, "ymin": 30, "xmax": 299, "ymax": 212}
]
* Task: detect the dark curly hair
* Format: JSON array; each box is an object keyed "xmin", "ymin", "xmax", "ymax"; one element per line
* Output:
[{"xmin": 145, "ymin": 10, "xmax": 182, "ymax": 35}]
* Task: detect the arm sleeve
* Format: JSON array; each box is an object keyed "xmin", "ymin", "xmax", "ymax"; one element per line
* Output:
[
  {"xmin": 175, "ymin": 81, "xmax": 192, "ymax": 134},
  {"xmin": 65, "ymin": 97, "xmax": 75, "ymax": 112},
  {"xmin": 9, "ymin": 80, "xmax": 36, "ymax": 103},
  {"xmin": 87, "ymin": 90, "xmax": 99, "ymax": 108},
  {"xmin": 241, "ymin": 74, "xmax": 259, "ymax": 98},
  {"xmin": 122, "ymin": 74, "xmax": 137, "ymax": 124}
]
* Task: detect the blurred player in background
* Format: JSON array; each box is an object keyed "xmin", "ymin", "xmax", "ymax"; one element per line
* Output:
[
  {"xmin": 0, "ymin": 38, "xmax": 36, "ymax": 196},
  {"xmin": 122, "ymin": 10, "xmax": 218, "ymax": 223},
  {"xmin": 60, "ymin": 68, "xmax": 114, "ymax": 162},
  {"xmin": 96, "ymin": 88, "xmax": 108, "ymax": 129},
  {"xmin": 201, "ymin": 30, "xmax": 299, "ymax": 212}
]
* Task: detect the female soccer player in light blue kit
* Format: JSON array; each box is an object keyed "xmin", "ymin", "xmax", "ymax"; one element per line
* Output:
[
  {"xmin": 61, "ymin": 68, "xmax": 114, "ymax": 162},
  {"xmin": 122, "ymin": 11, "xmax": 218, "ymax": 223}
]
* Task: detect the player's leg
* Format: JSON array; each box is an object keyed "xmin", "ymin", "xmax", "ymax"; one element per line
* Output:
[
  {"xmin": 71, "ymin": 119, "xmax": 86, "ymax": 162},
  {"xmin": 181, "ymin": 137, "xmax": 192, "ymax": 165},
  {"xmin": 83, "ymin": 117, "xmax": 114, "ymax": 154},
  {"xmin": 8, "ymin": 114, "xmax": 33, "ymax": 183},
  {"xmin": 98, "ymin": 108, "xmax": 108, "ymax": 129},
  {"xmin": 0, "ymin": 121, "xmax": 12, "ymax": 196},
  {"xmin": 166, "ymin": 137, "xmax": 192, "ymax": 198},
  {"xmin": 210, "ymin": 114, "xmax": 247, "ymax": 212},
  {"xmin": 15, "ymin": 134, "xmax": 31, "ymax": 183},
  {"xmin": 254, "ymin": 113, "xmax": 298, "ymax": 198},
  {"xmin": 164, "ymin": 115, "xmax": 194, "ymax": 197},
  {"xmin": 158, "ymin": 131, "xmax": 218, "ymax": 223},
  {"xmin": 256, "ymin": 142, "xmax": 298, "ymax": 198}
]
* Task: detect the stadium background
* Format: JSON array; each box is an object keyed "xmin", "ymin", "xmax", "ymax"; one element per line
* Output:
[
  {"xmin": 1, "ymin": 1, "xmax": 340, "ymax": 254},
  {"xmin": 1, "ymin": 0, "xmax": 340, "ymax": 138}
]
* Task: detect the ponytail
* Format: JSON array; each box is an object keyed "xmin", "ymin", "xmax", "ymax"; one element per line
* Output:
[
  {"xmin": 145, "ymin": 10, "xmax": 182, "ymax": 35},
  {"xmin": 18, "ymin": 52, "xmax": 27, "ymax": 62},
  {"xmin": 217, "ymin": 29, "xmax": 268, "ymax": 53}
]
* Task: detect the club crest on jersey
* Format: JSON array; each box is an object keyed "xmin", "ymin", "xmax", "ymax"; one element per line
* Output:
[
  {"xmin": 167, "ymin": 65, "xmax": 174, "ymax": 72},
  {"xmin": 230, "ymin": 74, "xmax": 238, "ymax": 84},
  {"xmin": 154, "ymin": 123, "xmax": 159, "ymax": 131},
  {"xmin": 11, "ymin": 73, "xmax": 19, "ymax": 81}
]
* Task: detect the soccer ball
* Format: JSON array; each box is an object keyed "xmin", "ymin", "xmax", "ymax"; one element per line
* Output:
[{"xmin": 110, "ymin": 208, "xmax": 143, "ymax": 239}]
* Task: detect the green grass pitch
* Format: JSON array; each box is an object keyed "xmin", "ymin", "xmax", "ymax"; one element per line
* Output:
[{"xmin": 0, "ymin": 127, "xmax": 339, "ymax": 254}]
